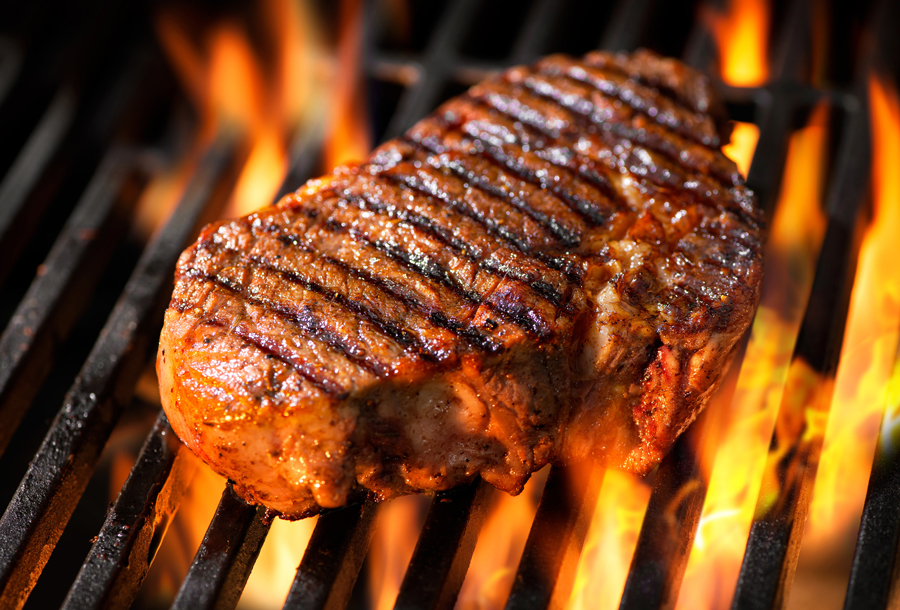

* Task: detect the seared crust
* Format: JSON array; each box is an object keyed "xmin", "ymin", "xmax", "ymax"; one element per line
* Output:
[{"xmin": 158, "ymin": 50, "xmax": 763, "ymax": 518}]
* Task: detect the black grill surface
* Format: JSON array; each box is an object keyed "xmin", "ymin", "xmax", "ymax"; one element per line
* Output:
[{"xmin": 0, "ymin": 0, "xmax": 898, "ymax": 609}]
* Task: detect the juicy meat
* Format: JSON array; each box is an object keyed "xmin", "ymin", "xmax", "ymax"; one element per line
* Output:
[{"xmin": 157, "ymin": 49, "xmax": 763, "ymax": 518}]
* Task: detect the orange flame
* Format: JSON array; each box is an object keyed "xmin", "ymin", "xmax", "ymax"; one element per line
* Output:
[
  {"xmin": 156, "ymin": 0, "xmax": 330, "ymax": 219},
  {"xmin": 139, "ymin": 456, "xmax": 224, "ymax": 605},
  {"xmin": 676, "ymin": 103, "xmax": 830, "ymax": 609},
  {"xmin": 798, "ymin": 73, "xmax": 900, "ymax": 555},
  {"xmin": 568, "ymin": 470, "xmax": 651, "ymax": 610},
  {"xmin": 239, "ymin": 514, "xmax": 318, "ymax": 609},
  {"xmin": 704, "ymin": 0, "xmax": 770, "ymax": 86},
  {"xmin": 723, "ymin": 121, "xmax": 760, "ymax": 177},
  {"xmin": 368, "ymin": 495, "xmax": 427, "ymax": 610},
  {"xmin": 456, "ymin": 471, "xmax": 546, "ymax": 609},
  {"xmin": 323, "ymin": 0, "xmax": 372, "ymax": 169}
]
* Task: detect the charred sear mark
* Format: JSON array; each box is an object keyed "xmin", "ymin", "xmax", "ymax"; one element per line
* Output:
[
  {"xmin": 213, "ymin": 274, "xmax": 389, "ymax": 376},
  {"xmin": 341, "ymin": 190, "xmax": 564, "ymax": 305},
  {"xmin": 379, "ymin": 168, "xmax": 579, "ymax": 281},
  {"xmin": 266, "ymin": 225, "xmax": 505, "ymax": 354},
  {"xmin": 204, "ymin": 317, "xmax": 348, "ymax": 398},
  {"xmin": 400, "ymin": 136, "xmax": 583, "ymax": 248}
]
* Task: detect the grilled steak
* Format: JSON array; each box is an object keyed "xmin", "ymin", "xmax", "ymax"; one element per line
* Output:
[{"xmin": 158, "ymin": 49, "xmax": 763, "ymax": 518}]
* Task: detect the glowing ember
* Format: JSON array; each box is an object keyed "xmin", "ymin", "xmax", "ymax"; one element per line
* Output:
[
  {"xmin": 676, "ymin": 104, "xmax": 831, "ymax": 610},
  {"xmin": 704, "ymin": 0, "xmax": 770, "ymax": 86},
  {"xmin": 723, "ymin": 121, "xmax": 760, "ymax": 177}
]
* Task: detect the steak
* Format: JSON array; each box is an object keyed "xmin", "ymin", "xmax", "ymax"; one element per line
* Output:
[{"xmin": 157, "ymin": 49, "xmax": 763, "ymax": 518}]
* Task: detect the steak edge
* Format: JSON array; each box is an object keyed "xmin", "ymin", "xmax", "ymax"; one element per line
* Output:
[{"xmin": 157, "ymin": 49, "xmax": 763, "ymax": 518}]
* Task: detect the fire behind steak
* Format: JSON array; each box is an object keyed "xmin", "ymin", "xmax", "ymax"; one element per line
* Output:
[{"xmin": 157, "ymin": 49, "xmax": 763, "ymax": 518}]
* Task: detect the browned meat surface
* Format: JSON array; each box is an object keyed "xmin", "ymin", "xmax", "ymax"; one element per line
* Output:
[{"xmin": 157, "ymin": 49, "xmax": 763, "ymax": 518}]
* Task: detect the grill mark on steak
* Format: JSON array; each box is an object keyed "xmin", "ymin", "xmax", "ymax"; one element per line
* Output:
[
  {"xmin": 271, "ymin": 224, "xmax": 506, "ymax": 353},
  {"xmin": 469, "ymin": 79, "xmax": 759, "ymax": 226},
  {"xmin": 532, "ymin": 56, "xmax": 721, "ymax": 147},
  {"xmin": 583, "ymin": 50, "xmax": 725, "ymax": 119},
  {"xmin": 378, "ymin": 163, "xmax": 578, "ymax": 277},
  {"xmin": 336, "ymin": 179, "xmax": 567, "ymax": 304},
  {"xmin": 399, "ymin": 137, "xmax": 585, "ymax": 247},
  {"xmin": 409, "ymin": 123, "xmax": 613, "ymax": 228},
  {"xmin": 381, "ymin": 149, "xmax": 575, "ymax": 256},
  {"xmin": 354, "ymin": 191, "xmax": 564, "ymax": 305},
  {"xmin": 573, "ymin": 55, "xmax": 713, "ymax": 123},
  {"xmin": 467, "ymin": 83, "xmax": 742, "ymax": 187},
  {"xmin": 448, "ymin": 96, "xmax": 639, "ymax": 204},
  {"xmin": 318, "ymin": 216, "xmax": 539, "ymax": 339},
  {"xmin": 225, "ymin": 256, "xmax": 436, "ymax": 361},
  {"xmin": 455, "ymin": 123, "xmax": 624, "ymax": 221},
  {"xmin": 306, "ymin": 253, "xmax": 502, "ymax": 353},
  {"xmin": 346, "ymin": 225, "xmax": 554, "ymax": 337},
  {"xmin": 199, "ymin": 315, "xmax": 349, "ymax": 397},
  {"xmin": 208, "ymin": 271, "xmax": 391, "ymax": 376},
  {"xmin": 202, "ymin": 210, "xmax": 504, "ymax": 357}
]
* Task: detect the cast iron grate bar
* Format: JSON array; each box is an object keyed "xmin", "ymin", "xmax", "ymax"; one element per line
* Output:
[
  {"xmin": 381, "ymin": 0, "xmax": 481, "ymax": 140},
  {"xmin": 730, "ymin": 93, "xmax": 872, "ymax": 610},
  {"xmin": 394, "ymin": 478, "xmax": 492, "ymax": 610},
  {"xmin": 599, "ymin": 0, "xmax": 654, "ymax": 52},
  {"xmin": 509, "ymin": 0, "xmax": 564, "ymax": 64},
  {"xmin": 167, "ymin": 126, "xmax": 326, "ymax": 609},
  {"xmin": 0, "ymin": 87, "xmax": 77, "ymax": 284},
  {"xmin": 282, "ymin": 500, "xmax": 378, "ymax": 610},
  {"xmin": 0, "ymin": 149, "xmax": 141, "ymax": 458},
  {"xmin": 0, "ymin": 134, "xmax": 239, "ymax": 609},
  {"xmin": 843, "ymin": 335, "xmax": 900, "ymax": 610},
  {"xmin": 0, "ymin": 37, "xmax": 23, "ymax": 106},
  {"xmin": 617, "ymin": 413, "xmax": 710, "ymax": 610},
  {"xmin": 504, "ymin": 464, "xmax": 605, "ymax": 610},
  {"xmin": 62, "ymin": 411, "xmax": 195, "ymax": 610},
  {"xmin": 744, "ymin": 0, "xmax": 816, "ymax": 219},
  {"xmin": 0, "ymin": 2, "xmax": 149, "ymax": 290},
  {"xmin": 171, "ymin": 484, "xmax": 273, "ymax": 610}
]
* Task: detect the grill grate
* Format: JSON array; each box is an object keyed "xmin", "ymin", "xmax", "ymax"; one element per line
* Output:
[{"xmin": 0, "ymin": 0, "xmax": 898, "ymax": 609}]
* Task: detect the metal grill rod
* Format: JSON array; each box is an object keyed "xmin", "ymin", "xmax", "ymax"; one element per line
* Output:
[
  {"xmin": 843, "ymin": 335, "xmax": 900, "ymax": 610},
  {"xmin": 394, "ymin": 478, "xmax": 492, "ymax": 610},
  {"xmin": 505, "ymin": 464, "xmax": 605, "ymax": 610},
  {"xmin": 0, "ymin": 150, "xmax": 138, "ymax": 456},
  {"xmin": 381, "ymin": 0, "xmax": 481, "ymax": 140},
  {"xmin": 0, "ymin": 134, "xmax": 239, "ymax": 609},
  {"xmin": 282, "ymin": 501, "xmax": 378, "ymax": 610},
  {"xmin": 730, "ymin": 77, "xmax": 872, "ymax": 610},
  {"xmin": 62, "ymin": 412, "xmax": 195, "ymax": 610},
  {"xmin": 171, "ymin": 484, "xmax": 272, "ymax": 610}
]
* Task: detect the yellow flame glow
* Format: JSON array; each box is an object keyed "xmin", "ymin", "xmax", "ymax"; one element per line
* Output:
[
  {"xmin": 802, "ymin": 74, "xmax": 900, "ymax": 549},
  {"xmin": 704, "ymin": 0, "xmax": 770, "ymax": 86},
  {"xmin": 568, "ymin": 470, "xmax": 651, "ymax": 610},
  {"xmin": 723, "ymin": 122, "xmax": 760, "ymax": 177},
  {"xmin": 676, "ymin": 104, "xmax": 830, "ymax": 609}
]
